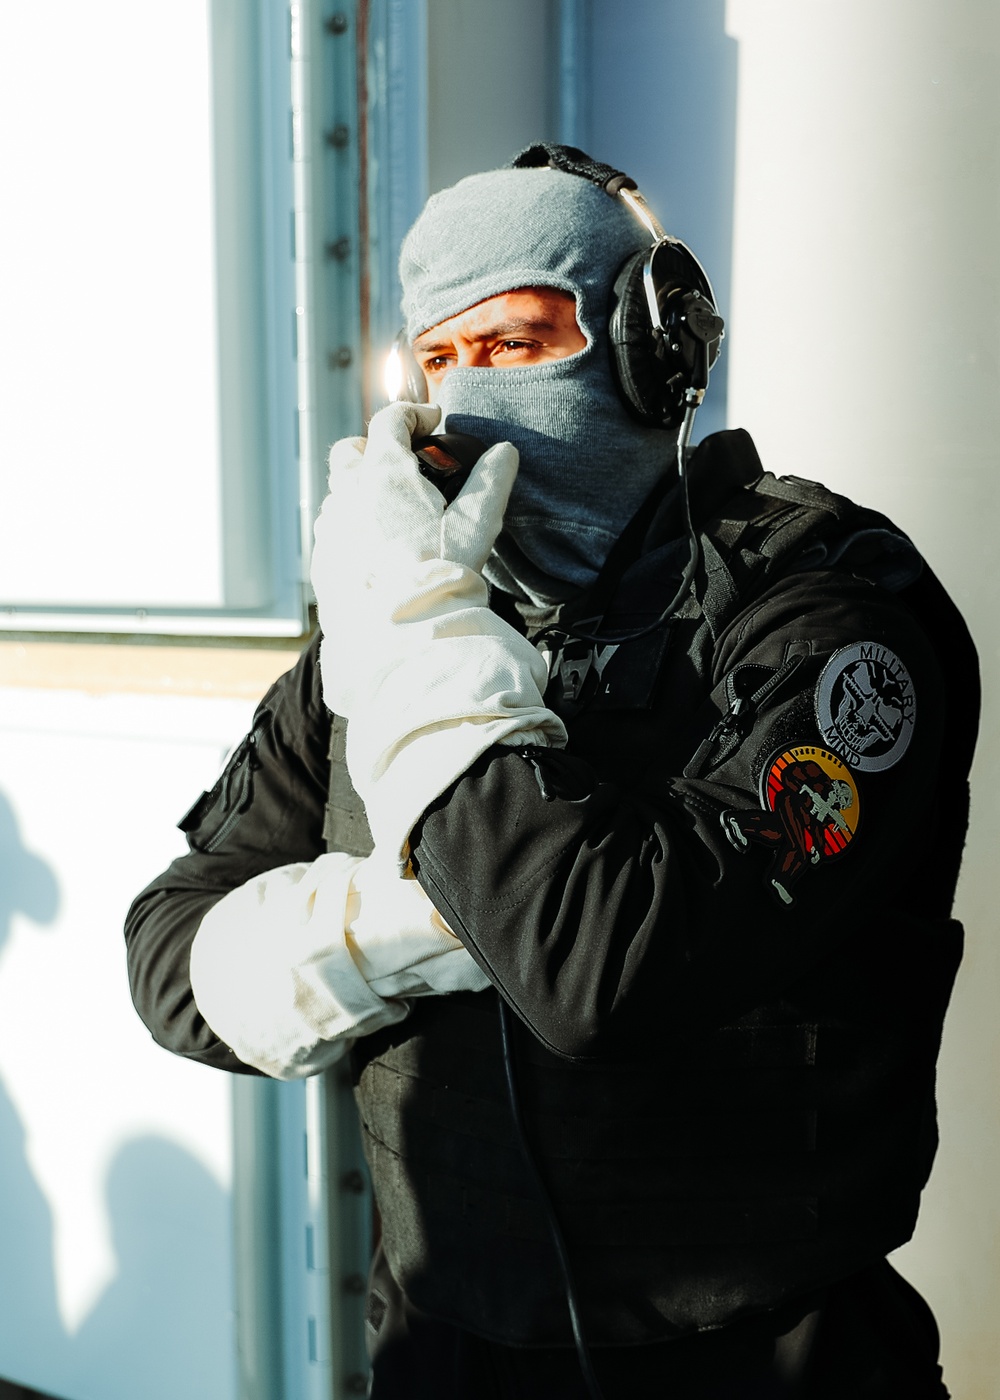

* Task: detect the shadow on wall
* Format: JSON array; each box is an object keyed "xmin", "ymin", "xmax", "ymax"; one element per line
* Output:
[
  {"xmin": 0, "ymin": 788, "xmax": 64, "ymax": 1394},
  {"xmin": 0, "ymin": 786, "xmax": 59, "ymax": 944},
  {"xmin": 0, "ymin": 1129, "xmax": 233, "ymax": 1400},
  {"xmin": 0, "ymin": 1378, "xmax": 63, "ymax": 1400},
  {"xmin": 0, "ymin": 790, "xmax": 233, "ymax": 1400},
  {"xmin": 0, "ymin": 1084, "xmax": 66, "ymax": 1400},
  {"xmin": 66, "ymin": 1138, "xmax": 232, "ymax": 1400}
]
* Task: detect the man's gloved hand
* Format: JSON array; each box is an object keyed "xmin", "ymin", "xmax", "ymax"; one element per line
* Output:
[
  {"xmin": 312, "ymin": 401, "xmax": 567, "ymax": 866},
  {"xmin": 316, "ymin": 401, "xmax": 517, "ymax": 705},
  {"xmin": 190, "ymin": 848, "xmax": 491, "ymax": 1079}
]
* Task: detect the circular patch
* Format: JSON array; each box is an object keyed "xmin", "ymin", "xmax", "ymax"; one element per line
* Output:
[
  {"xmin": 759, "ymin": 745, "xmax": 860, "ymax": 862},
  {"xmin": 815, "ymin": 642, "xmax": 915, "ymax": 773}
]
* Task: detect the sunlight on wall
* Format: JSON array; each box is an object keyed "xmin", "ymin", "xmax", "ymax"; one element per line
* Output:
[
  {"xmin": 0, "ymin": 687, "xmax": 250, "ymax": 1398},
  {"xmin": 723, "ymin": 3, "xmax": 1000, "ymax": 1393}
]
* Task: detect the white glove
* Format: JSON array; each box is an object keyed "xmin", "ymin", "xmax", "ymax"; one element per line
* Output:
[
  {"xmin": 312, "ymin": 401, "xmax": 567, "ymax": 865},
  {"xmin": 189, "ymin": 849, "xmax": 490, "ymax": 1080}
]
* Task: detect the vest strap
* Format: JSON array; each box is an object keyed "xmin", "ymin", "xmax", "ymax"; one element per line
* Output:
[{"xmin": 323, "ymin": 714, "xmax": 373, "ymax": 857}]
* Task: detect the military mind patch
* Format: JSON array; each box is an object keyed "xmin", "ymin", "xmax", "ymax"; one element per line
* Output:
[
  {"xmin": 722, "ymin": 746, "xmax": 860, "ymax": 906},
  {"xmin": 815, "ymin": 642, "xmax": 915, "ymax": 773}
]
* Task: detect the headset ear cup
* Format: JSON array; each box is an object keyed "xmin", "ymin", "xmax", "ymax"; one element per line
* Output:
[
  {"xmin": 608, "ymin": 251, "xmax": 667, "ymax": 427},
  {"xmin": 609, "ymin": 242, "xmax": 724, "ymax": 430}
]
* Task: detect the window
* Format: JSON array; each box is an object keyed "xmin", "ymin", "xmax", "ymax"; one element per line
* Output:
[{"xmin": 0, "ymin": 1, "xmax": 305, "ymax": 635}]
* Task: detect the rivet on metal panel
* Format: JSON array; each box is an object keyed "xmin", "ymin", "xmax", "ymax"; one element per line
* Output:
[
  {"xmin": 328, "ymin": 347, "xmax": 353, "ymax": 370},
  {"xmin": 341, "ymin": 1168, "xmax": 366, "ymax": 1194},
  {"xmin": 325, "ymin": 13, "xmax": 349, "ymax": 35},
  {"xmin": 325, "ymin": 236, "xmax": 352, "ymax": 261},
  {"xmin": 343, "ymin": 1273, "xmax": 366, "ymax": 1295},
  {"xmin": 325, "ymin": 123, "xmax": 350, "ymax": 149},
  {"xmin": 344, "ymin": 1374, "xmax": 368, "ymax": 1395}
]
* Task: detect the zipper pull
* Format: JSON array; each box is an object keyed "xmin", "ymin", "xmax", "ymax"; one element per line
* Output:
[{"xmin": 684, "ymin": 655, "xmax": 803, "ymax": 779}]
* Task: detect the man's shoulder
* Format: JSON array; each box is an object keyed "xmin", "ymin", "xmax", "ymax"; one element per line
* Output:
[
  {"xmin": 265, "ymin": 629, "xmax": 324, "ymax": 724},
  {"xmin": 694, "ymin": 428, "xmax": 887, "ymax": 528},
  {"xmin": 694, "ymin": 432, "xmax": 978, "ymax": 751},
  {"xmin": 692, "ymin": 429, "xmax": 928, "ymax": 601}
]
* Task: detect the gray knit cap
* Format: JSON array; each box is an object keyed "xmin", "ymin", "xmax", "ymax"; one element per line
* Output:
[
  {"xmin": 399, "ymin": 162, "xmax": 673, "ymax": 606},
  {"xmin": 400, "ymin": 164, "xmax": 649, "ymax": 345}
]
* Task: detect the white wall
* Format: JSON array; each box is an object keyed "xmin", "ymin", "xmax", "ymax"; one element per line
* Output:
[
  {"xmin": 0, "ymin": 681, "xmax": 257, "ymax": 1399},
  {"xmin": 723, "ymin": 6, "xmax": 1000, "ymax": 1393}
]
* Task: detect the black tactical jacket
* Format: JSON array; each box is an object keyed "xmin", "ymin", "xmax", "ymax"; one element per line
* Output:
[{"xmin": 125, "ymin": 430, "xmax": 978, "ymax": 1347}]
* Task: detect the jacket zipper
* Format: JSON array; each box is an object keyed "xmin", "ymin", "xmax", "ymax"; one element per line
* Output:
[{"xmin": 684, "ymin": 654, "xmax": 804, "ymax": 779}]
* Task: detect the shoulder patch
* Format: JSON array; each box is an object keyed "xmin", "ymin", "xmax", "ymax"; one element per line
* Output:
[
  {"xmin": 815, "ymin": 642, "xmax": 915, "ymax": 772},
  {"xmin": 722, "ymin": 745, "xmax": 860, "ymax": 906}
]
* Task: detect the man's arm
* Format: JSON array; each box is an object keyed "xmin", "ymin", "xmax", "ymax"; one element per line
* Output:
[
  {"xmin": 125, "ymin": 635, "xmax": 332, "ymax": 1071},
  {"xmin": 410, "ymin": 570, "xmax": 965, "ymax": 1061},
  {"xmin": 125, "ymin": 634, "xmax": 491, "ymax": 1077}
]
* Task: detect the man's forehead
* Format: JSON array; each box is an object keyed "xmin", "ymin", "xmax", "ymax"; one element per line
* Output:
[{"xmin": 412, "ymin": 287, "xmax": 577, "ymax": 348}]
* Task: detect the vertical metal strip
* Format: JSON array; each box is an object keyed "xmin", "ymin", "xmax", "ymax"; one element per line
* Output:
[
  {"xmin": 257, "ymin": 0, "xmax": 305, "ymax": 624},
  {"xmin": 290, "ymin": 0, "xmax": 365, "ymax": 587},
  {"xmin": 558, "ymin": 0, "xmax": 590, "ymax": 149},
  {"xmin": 321, "ymin": 1068, "xmax": 374, "ymax": 1396},
  {"xmin": 355, "ymin": 0, "xmax": 373, "ymax": 419},
  {"xmin": 288, "ymin": 4, "xmax": 374, "ymax": 1395},
  {"xmin": 303, "ymin": 1076, "xmax": 335, "ymax": 1396},
  {"xmin": 232, "ymin": 1077, "xmax": 285, "ymax": 1400},
  {"xmin": 290, "ymin": 0, "xmax": 322, "ymax": 583}
]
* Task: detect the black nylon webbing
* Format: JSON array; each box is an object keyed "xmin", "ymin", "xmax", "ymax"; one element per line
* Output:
[{"xmin": 510, "ymin": 143, "xmax": 637, "ymax": 197}]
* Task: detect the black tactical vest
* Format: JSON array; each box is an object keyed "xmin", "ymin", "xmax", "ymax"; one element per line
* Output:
[{"xmin": 326, "ymin": 432, "xmax": 973, "ymax": 1346}]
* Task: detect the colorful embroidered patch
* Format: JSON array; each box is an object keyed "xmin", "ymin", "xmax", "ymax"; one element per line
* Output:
[
  {"xmin": 815, "ymin": 642, "xmax": 915, "ymax": 773},
  {"xmin": 722, "ymin": 745, "xmax": 860, "ymax": 906}
]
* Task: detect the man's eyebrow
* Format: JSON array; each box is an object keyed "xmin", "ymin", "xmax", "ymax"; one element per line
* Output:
[
  {"xmin": 481, "ymin": 315, "xmax": 560, "ymax": 337},
  {"xmin": 411, "ymin": 333, "xmax": 453, "ymax": 354},
  {"xmin": 413, "ymin": 316, "xmax": 559, "ymax": 353}
]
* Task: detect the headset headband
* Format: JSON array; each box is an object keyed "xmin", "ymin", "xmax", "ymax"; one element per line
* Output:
[
  {"xmin": 511, "ymin": 143, "xmax": 665, "ymax": 239},
  {"xmin": 512, "ymin": 142, "xmax": 723, "ymax": 431}
]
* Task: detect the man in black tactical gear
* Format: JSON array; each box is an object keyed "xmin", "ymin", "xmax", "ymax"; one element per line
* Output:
[{"xmin": 126, "ymin": 148, "xmax": 977, "ymax": 1399}]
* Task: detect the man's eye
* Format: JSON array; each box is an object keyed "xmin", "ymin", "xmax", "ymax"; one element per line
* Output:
[{"xmin": 422, "ymin": 355, "xmax": 452, "ymax": 373}]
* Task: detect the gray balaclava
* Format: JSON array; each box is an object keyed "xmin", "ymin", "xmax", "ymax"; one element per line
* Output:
[{"xmin": 399, "ymin": 163, "xmax": 674, "ymax": 606}]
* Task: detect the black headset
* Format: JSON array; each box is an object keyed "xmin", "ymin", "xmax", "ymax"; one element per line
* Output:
[
  {"xmin": 512, "ymin": 143, "xmax": 724, "ymax": 431},
  {"xmin": 395, "ymin": 143, "xmax": 724, "ymax": 434}
]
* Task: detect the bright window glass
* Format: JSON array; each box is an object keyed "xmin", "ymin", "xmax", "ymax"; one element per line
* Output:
[{"xmin": 0, "ymin": 1, "xmax": 302, "ymax": 634}]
